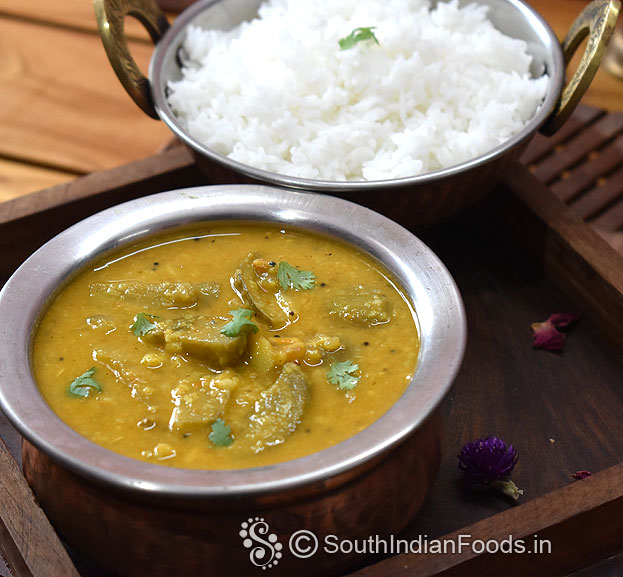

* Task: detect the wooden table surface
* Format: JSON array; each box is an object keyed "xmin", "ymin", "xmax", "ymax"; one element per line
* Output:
[
  {"xmin": 0, "ymin": 0, "xmax": 621, "ymax": 203},
  {"xmin": 0, "ymin": 4, "xmax": 621, "ymax": 575}
]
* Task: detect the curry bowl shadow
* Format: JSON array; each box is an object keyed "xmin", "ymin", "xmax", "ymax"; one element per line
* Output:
[{"xmin": 0, "ymin": 185, "xmax": 466, "ymax": 577}]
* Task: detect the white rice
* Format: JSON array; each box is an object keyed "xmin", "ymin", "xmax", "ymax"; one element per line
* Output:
[{"xmin": 167, "ymin": 0, "xmax": 549, "ymax": 181}]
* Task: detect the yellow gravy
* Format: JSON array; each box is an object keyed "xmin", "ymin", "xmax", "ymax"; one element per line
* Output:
[{"xmin": 32, "ymin": 222, "xmax": 419, "ymax": 469}]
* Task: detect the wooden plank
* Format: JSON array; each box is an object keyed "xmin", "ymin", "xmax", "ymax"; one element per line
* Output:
[
  {"xmin": 590, "ymin": 198, "xmax": 623, "ymax": 231},
  {"xmin": 0, "ymin": 147, "xmax": 203, "ymax": 282},
  {"xmin": 338, "ymin": 160, "xmax": 623, "ymax": 577},
  {"xmin": 6, "ymin": 0, "xmax": 618, "ymax": 114},
  {"xmin": 0, "ymin": 0, "xmax": 152, "ymax": 42},
  {"xmin": 503, "ymin": 161, "xmax": 623, "ymax": 345},
  {"xmin": 594, "ymin": 228, "xmax": 623, "ymax": 253},
  {"xmin": 0, "ymin": 151, "xmax": 622, "ymax": 577},
  {"xmin": 551, "ymin": 135, "xmax": 623, "ymax": 202},
  {"xmin": 0, "ymin": 159, "xmax": 75, "ymax": 203},
  {"xmin": 0, "ymin": 0, "xmax": 587, "ymax": 49},
  {"xmin": 520, "ymin": 106, "xmax": 604, "ymax": 166},
  {"xmin": 566, "ymin": 553, "xmax": 623, "ymax": 577},
  {"xmin": 0, "ymin": 18, "xmax": 171, "ymax": 176},
  {"xmin": 0, "ymin": 146, "xmax": 195, "ymax": 226},
  {"xmin": 569, "ymin": 169, "xmax": 623, "ymax": 220},
  {"xmin": 525, "ymin": 0, "xmax": 623, "ymax": 113},
  {"xmin": 397, "ymin": 204, "xmax": 623, "ymax": 547},
  {"xmin": 520, "ymin": 105, "xmax": 623, "ymax": 253},
  {"xmin": 525, "ymin": 0, "xmax": 590, "ymax": 39},
  {"xmin": 347, "ymin": 465, "xmax": 623, "ymax": 577},
  {"xmin": 0, "ymin": 438, "xmax": 80, "ymax": 577},
  {"xmin": 531, "ymin": 113, "xmax": 623, "ymax": 184}
]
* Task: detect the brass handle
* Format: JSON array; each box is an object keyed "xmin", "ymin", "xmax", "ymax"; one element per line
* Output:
[
  {"xmin": 94, "ymin": 0, "xmax": 170, "ymax": 119},
  {"xmin": 541, "ymin": 0, "xmax": 621, "ymax": 135}
]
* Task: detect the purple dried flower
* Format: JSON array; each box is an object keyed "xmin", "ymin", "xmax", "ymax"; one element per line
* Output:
[
  {"xmin": 458, "ymin": 436, "xmax": 523, "ymax": 501},
  {"xmin": 572, "ymin": 470, "xmax": 592, "ymax": 480}
]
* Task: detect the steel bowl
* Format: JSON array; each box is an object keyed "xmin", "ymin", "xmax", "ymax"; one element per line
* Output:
[
  {"xmin": 95, "ymin": 0, "xmax": 619, "ymax": 228},
  {"xmin": 0, "ymin": 185, "xmax": 466, "ymax": 577}
]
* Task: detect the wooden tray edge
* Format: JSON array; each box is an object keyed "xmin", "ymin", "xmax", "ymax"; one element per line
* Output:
[
  {"xmin": 342, "ymin": 163, "xmax": 623, "ymax": 576},
  {"xmin": 0, "ymin": 147, "xmax": 196, "ymax": 226},
  {"xmin": 499, "ymin": 162, "xmax": 623, "ymax": 346},
  {"xmin": 1, "ymin": 153, "xmax": 622, "ymax": 577},
  {"xmin": 347, "ymin": 464, "xmax": 623, "ymax": 577},
  {"xmin": 0, "ymin": 439, "xmax": 80, "ymax": 577}
]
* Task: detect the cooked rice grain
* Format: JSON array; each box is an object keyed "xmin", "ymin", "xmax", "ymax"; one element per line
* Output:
[{"xmin": 167, "ymin": 0, "xmax": 549, "ymax": 181}]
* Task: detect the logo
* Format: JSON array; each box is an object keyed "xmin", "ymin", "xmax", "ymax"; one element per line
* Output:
[
  {"xmin": 240, "ymin": 517, "xmax": 284, "ymax": 570},
  {"xmin": 288, "ymin": 530, "xmax": 319, "ymax": 559}
]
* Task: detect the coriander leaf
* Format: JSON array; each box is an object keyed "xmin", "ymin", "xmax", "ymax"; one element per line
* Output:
[
  {"xmin": 221, "ymin": 308, "xmax": 259, "ymax": 337},
  {"xmin": 277, "ymin": 261, "xmax": 316, "ymax": 291},
  {"xmin": 131, "ymin": 312, "xmax": 157, "ymax": 336},
  {"xmin": 327, "ymin": 360, "xmax": 360, "ymax": 390},
  {"xmin": 209, "ymin": 418, "xmax": 234, "ymax": 447},
  {"xmin": 68, "ymin": 367, "xmax": 102, "ymax": 398},
  {"xmin": 338, "ymin": 26, "xmax": 380, "ymax": 51}
]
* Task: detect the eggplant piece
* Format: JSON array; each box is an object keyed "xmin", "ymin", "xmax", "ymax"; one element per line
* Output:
[
  {"xmin": 89, "ymin": 280, "xmax": 219, "ymax": 308},
  {"xmin": 233, "ymin": 254, "xmax": 289, "ymax": 328},
  {"xmin": 168, "ymin": 370, "xmax": 239, "ymax": 433},
  {"xmin": 329, "ymin": 285, "xmax": 393, "ymax": 326},
  {"xmin": 93, "ymin": 349, "xmax": 153, "ymax": 403},
  {"xmin": 142, "ymin": 315, "xmax": 248, "ymax": 369},
  {"xmin": 246, "ymin": 362, "xmax": 310, "ymax": 453}
]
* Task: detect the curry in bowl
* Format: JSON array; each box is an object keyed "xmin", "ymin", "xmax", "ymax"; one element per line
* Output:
[
  {"xmin": 32, "ymin": 221, "xmax": 419, "ymax": 469},
  {"xmin": 0, "ymin": 186, "xmax": 464, "ymax": 577}
]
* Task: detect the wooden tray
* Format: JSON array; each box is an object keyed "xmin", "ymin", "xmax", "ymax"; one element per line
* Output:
[
  {"xmin": 521, "ymin": 106, "xmax": 623, "ymax": 254},
  {"xmin": 0, "ymin": 113, "xmax": 622, "ymax": 577}
]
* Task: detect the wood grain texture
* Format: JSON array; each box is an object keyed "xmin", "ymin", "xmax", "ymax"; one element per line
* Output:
[
  {"xmin": 0, "ymin": 17, "xmax": 171, "ymax": 174},
  {"xmin": 526, "ymin": 0, "xmax": 623, "ymax": 113},
  {"xmin": 502, "ymin": 162, "xmax": 623, "ymax": 344},
  {"xmin": 395, "ymin": 193, "xmax": 623, "ymax": 536},
  {"xmin": 1, "ymin": 0, "xmax": 622, "ymax": 202},
  {"xmin": 520, "ymin": 106, "xmax": 604, "ymax": 165},
  {"xmin": 567, "ymin": 553, "xmax": 623, "ymax": 577},
  {"xmin": 0, "ymin": 146, "xmax": 196, "ymax": 225},
  {"xmin": 0, "ymin": 152, "xmax": 622, "ymax": 576},
  {"xmin": 0, "ymin": 0, "xmax": 153, "ymax": 41},
  {"xmin": 349, "ymin": 465, "xmax": 623, "ymax": 577},
  {"xmin": 0, "ymin": 148, "xmax": 203, "ymax": 283},
  {"xmin": 521, "ymin": 107, "xmax": 623, "ymax": 255},
  {"xmin": 529, "ymin": 114, "xmax": 623, "ymax": 185},
  {"xmin": 0, "ymin": 439, "xmax": 80, "ymax": 577},
  {"xmin": 0, "ymin": 159, "xmax": 74, "ymax": 202},
  {"xmin": 20, "ymin": 412, "xmax": 441, "ymax": 577},
  {"xmin": 527, "ymin": 0, "xmax": 606, "ymax": 39}
]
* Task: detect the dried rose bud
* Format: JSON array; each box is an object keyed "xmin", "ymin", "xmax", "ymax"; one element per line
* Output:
[
  {"xmin": 549, "ymin": 312, "xmax": 581, "ymax": 329},
  {"xmin": 531, "ymin": 320, "xmax": 565, "ymax": 351},
  {"xmin": 572, "ymin": 470, "xmax": 592, "ymax": 480},
  {"xmin": 531, "ymin": 312, "xmax": 581, "ymax": 352},
  {"xmin": 458, "ymin": 436, "xmax": 523, "ymax": 501}
]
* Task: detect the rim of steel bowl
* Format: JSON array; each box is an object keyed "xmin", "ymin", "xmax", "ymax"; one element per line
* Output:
[
  {"xmin": 0, "ymin": 185, "xmax": 466, "ymax": 499},
  {"xmin": 149, "ymin": 0, "xmax": 565, "ymax": 192}
]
